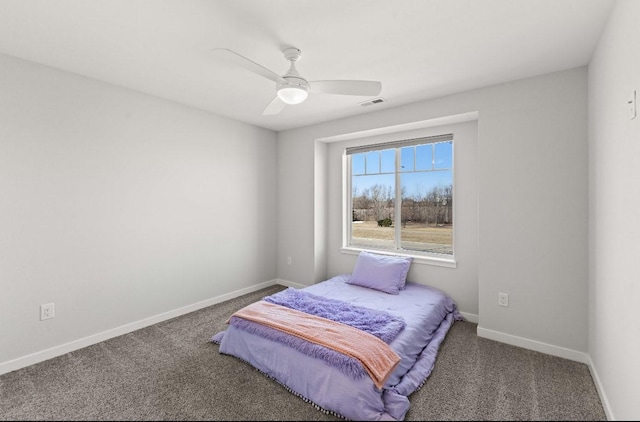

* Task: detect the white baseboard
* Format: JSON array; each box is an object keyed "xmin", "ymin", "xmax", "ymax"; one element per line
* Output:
[
  {"xmin": 586, "ymin": 355, "xmax": 615, "ymax": 421},
  {"xmin": 0, "ymin": 279, "xmax": 279, "ymax": 376},
  {"xmin": 460, "ymin": 312, "xmax": 479, "ymax": 323},
  {"xmin": 275, "ymin": 278, "xmax": 310, "ymax": 289},
  {"xmin": 476, "ymin": 325, "xmax": 589, "ymax": 364}
]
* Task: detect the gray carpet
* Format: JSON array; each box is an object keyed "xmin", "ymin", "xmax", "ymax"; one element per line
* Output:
[{"xmin": 0, "ymin": 285, "xmax": 606, "ymax": 421}]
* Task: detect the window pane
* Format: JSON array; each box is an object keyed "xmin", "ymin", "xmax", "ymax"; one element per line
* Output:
[
  {"xmin": 400, "ymin": 170, "xmax": 453, "ymax": 254},
  {"xmin": 352, "ymin": 153, "xmax": 365, "ymax": 175},
  {"xmin": 347, "ymin": 139, "xmax": 454, "ymax": 258},
  {"xmin": 400, "ymin": 147, "xmax": 414, "ymax": 172},
  {"xmin": 366, "ymin": 151, "xmax": 380, "ymax": 174},
  {"xmin": 415, "ymin": 144, "xmax": 433, "ymax": 171},
  {"xmin": 434, "ymin": 141, "xmax": 453, "ymax": 169},
  {"xmin": 351, "ymin": 174, "xmax": 395, "ymax": 251},
  {"xmin": 380, "ymin": 149, "xmax": 395, "ymax": 173}
]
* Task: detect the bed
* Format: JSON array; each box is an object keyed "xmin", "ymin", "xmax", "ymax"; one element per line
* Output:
[{"xmin": 211, "ymin": 252, "xmax": 462, "ymax": 421}]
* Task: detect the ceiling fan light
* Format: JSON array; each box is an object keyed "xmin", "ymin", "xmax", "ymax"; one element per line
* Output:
[{"xmin": 277, "ymin": 86, "xmax": 308, "ymax": 105}]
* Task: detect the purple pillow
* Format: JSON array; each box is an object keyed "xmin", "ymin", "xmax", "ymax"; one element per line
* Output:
[{"xmin": 347, "ymin": 251, "xmax": 413, "ymax": 294}]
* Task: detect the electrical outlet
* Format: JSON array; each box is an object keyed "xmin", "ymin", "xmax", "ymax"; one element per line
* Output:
[
  {"xmin": 40, "ymin": 303, "xmax": 55, "ymax": 320},
  {"xmin": 498, "ymin": 293, "xmax": 509, "ymax": 307},
  {"xmin": 287, "ymin": 256, "xmax": 292, "ymax": 265}
]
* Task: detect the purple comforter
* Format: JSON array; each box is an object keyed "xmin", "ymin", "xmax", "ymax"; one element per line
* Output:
[{"xmin": 212, "ymin": 274, "xmax": 462, "ymax": 421}]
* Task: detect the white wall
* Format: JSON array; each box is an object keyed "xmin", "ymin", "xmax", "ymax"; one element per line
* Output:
[
  {"xmin": 277, "ymin": 67, "xmax": 588, "ymax": 355},
  {"xmin": 0, "ymin": 53, "xmax": 277, "ymax": 366},
  {"xmin": 588, "ymin": 0, "xmax": 640, "ymax": 420}
]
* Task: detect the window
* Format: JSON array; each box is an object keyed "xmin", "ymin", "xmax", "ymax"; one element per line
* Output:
[{"xmin": 346, "ymin": 134, "xmax": 454, "ymax": 259}]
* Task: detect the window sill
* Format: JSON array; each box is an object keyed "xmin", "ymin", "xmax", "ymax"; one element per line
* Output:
[{"xmin": 340, "ymin": 247, "xmax": 457, "ymax": 268}]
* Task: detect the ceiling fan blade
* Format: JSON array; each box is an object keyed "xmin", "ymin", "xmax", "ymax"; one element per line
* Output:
[
  {"xmin": 262, "ymin": 96, "xmax": 287, "ymax": 115},
  {"xmin": 309, "ymin": 80, "xmax": 382, "ymax": 96},
  {"xmin": 211, "ymin": 48, "xmax": 285, "ymax": 84}
]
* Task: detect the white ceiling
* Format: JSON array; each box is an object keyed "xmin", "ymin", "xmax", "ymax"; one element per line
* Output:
[{"xmin": 0, "ymin": 0, "xmax": 615, "ymax": 132}]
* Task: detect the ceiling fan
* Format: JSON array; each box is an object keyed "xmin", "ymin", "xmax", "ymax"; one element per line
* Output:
[{"xmin": 212, "ymin": 47, "xmax": 382, "ymax": 115}]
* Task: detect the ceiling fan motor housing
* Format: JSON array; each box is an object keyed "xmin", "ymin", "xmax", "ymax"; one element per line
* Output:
[{"xmin": 278, "ymin": 76, "xmax": 309, "ymax": 91}]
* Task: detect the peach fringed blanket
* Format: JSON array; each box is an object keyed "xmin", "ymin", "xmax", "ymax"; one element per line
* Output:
[{"xmin": 229, "ymin": 300, "xmax": 401, "ymax": 389}]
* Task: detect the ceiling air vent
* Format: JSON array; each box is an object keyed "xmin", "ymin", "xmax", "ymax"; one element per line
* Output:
[{"xmin": 359, "ymin": 97, "xmax": 386, "ymax": 107}]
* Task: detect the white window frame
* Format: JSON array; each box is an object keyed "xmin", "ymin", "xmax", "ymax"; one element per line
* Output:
[{"xmin": 341, "ymin": 134, "xmax": 457, "ymax": 268}]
